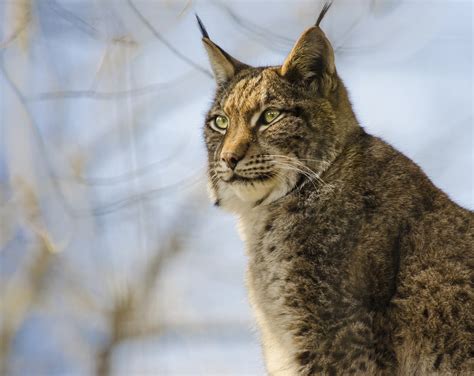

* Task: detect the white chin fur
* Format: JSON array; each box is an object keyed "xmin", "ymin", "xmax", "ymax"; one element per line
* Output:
[
  {"xmin": 230, "ymin": 180, "xmax": 276, "ymax": 203},
  {"xmin": 210, "ymin": 173, "xmax": 299, "ymax": 213}
]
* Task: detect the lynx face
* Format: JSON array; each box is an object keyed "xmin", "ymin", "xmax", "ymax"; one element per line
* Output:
[{"xmin": 200, "ymin": 16, "xmax": 341, "ymax": 212}]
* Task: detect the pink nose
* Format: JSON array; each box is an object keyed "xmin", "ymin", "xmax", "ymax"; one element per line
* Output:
[{"xmin": 221, "ymin": 152, "xmax": 241, "ymax": 170}]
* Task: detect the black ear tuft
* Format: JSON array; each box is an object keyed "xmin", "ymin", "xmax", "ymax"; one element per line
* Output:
[
  {"xmin": 315, "ymin": 1, "xmax": 333, "ymax": 27},
  {"xmin": 195, "ymin": 13, "xmax": 210, "ymax": 39},
  {"xmin": 197, "ymin": 14, "xmax": 251, "ymax": 85},
  {"xmin": 280, "ymin": 2, "xmax": 337, "ymax": 96}
]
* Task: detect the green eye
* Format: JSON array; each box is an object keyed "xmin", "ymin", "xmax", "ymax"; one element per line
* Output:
[
  {"xmin": 262, "ymin": 109, "xmax": 281, "ymax": 124},
  {"xmin": 214, "ymin": 115, "xmax": 228, "ymax": 130}
]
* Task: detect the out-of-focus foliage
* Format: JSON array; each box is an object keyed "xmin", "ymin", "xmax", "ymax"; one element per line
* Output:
[{"xmin": 0, "ymin": 1, "xmax": 472, "ymax": 375}]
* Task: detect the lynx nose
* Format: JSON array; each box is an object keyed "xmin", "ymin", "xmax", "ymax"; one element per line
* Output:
[{"xmin": 221, "ymin": 152, "xmax": 242, "ymax": 170}]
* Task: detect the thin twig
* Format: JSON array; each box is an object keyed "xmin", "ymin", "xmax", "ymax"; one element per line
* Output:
[
  {"xmin": 0, "ymin": 20, "xmax": 30, "ymax": 49},
  {"xmin": 47, "ymin": 0, "xmax": 99, "ymax": 38},
  {"xmin": 89, "ymin": 172, "xmax": 205, "ymax": 216},
  {"xmin": 0, "ymin": 51, "xmax": 75, "ymax": 217},
  {"xmin": 127, "ymin": 0, "xmax": 212, "ymax": 78},
  {"xmin": 28, "ymin": 71, "xmax": 195, "ymax": 101},
  {"xmin": 214, "ymin": 1, "xmax": 293, "ymax": 54}
]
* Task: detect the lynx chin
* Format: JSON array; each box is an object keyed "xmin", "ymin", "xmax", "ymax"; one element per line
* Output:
[{"xmin": 198, "ymin": 3, "xmax": 473, "ymax": 375}]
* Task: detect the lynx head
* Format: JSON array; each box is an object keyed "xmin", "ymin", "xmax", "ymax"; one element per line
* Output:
[{"xmin": 199, "ymin": 3, "xmax": 357, "ymax": 213}]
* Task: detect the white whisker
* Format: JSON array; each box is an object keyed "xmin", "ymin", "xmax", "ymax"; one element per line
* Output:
[{"xmin": 261, "ymin": 154, "xmax": 327, "ymax": 186}]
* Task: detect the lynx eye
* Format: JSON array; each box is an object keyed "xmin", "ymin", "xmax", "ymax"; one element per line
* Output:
[
  {"xmin": 211, "ymin": 115, "xmax": 228, "ymax": 133},
  {"xmin": 262, "ymin": 109, "xmax": 281, "ymax": 125}
]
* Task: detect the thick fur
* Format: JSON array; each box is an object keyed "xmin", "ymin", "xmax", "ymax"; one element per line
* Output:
[{"xmin": 200, "ymin": 10, "xmax": 473, "ymax": 376}]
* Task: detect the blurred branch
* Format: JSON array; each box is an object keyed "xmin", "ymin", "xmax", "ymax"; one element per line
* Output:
[
  {"xmin": 89, "ymin": 171, "xmax": 205, "ymax": 216},
  {"xmin": 89, "ymin": 44, "xmax": 117, "ymax": 92},
  {"xmin": 27, "ymin": 70, "xmax": 195, "ymax": 101},
  {"xmin": 0, "ymin": 0, "xmax": 32, "ymax": 51},
  {"xmin": 29, "ymin": 80, "xmax": 180, "ymax": 101},
  {"xmin": 333, "ymin": 10, "xmax": 366, "ymax": 54},
  {"xmin": 178, "ymin": 0, "xmax": 193, "ymax": 19},
  {"xmin": 0, "ymin": 52, "xmax": 75, "ymax": 217},
  {"xmin": 0, "ymin": 16, "xmax": 30, "ymax": 50},
  {"xmin": 47, "ymin": 0, "xmax": 99, "ymax": 38},
  {"xmin": 96, "ymin": 289, "xmax": 136, "ymax": 376},
  {"xmin": 46, "ymin": 0, "xmax": 135, "ymax": 45},
  {"xmin": 0, "ymin": 196, "xmax": 17, "ymax": 250},
  {"xmin": 42, "ymin": 0, "xmax": 137, "ymax": 46},
  {"xmin": 0, "ymin": 186, "xmax": 57, "ymax": 374},
  {"xmin": 96, "ymin": 194, "xmax": 205, "ymax": 375},
  {"xmin": 127, "ymin": 0, "xmax": 212, "ymax": 78},
  {"xmin": 68, "ymin": 148, "xmax": 182, "ymax": 186},
  {"xmin": 214, "ymin": 1, "xmax": 292, "ymax": 54}
]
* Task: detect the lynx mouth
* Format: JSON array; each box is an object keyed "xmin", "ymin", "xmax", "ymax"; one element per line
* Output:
[{"xmin": 224, "ymin": 172, "xmax": 274, "ymax": 184}]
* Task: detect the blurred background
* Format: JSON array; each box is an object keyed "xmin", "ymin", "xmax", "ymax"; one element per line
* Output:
[{"xmin": 0, "ymin": 0, "xmax": 472, "ymax": 375}]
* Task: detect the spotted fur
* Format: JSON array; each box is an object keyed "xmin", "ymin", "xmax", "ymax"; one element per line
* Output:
[{"xmin": 199, "ymin": 4, "xmax": 473, "ymax": 375}]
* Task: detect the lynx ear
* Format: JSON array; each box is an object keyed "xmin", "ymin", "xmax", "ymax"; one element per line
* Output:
[
  {"xmin": 196, "ymin": 14, "xmax": 249, "ymax": 85},
  {"xmin": 280, "ymin": 3, "xmax": 336, "ymax": 95}
]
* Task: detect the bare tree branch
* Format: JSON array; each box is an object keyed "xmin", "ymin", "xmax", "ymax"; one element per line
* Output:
[
  {"xmin": 0, "ymin": 19, "xmax": 30, "ymax": 49},
  {"xmin": 89, "ymin": 171, "xmax": 205, "ymax": 217},
  {"xmin": 27, "ymin": 70, "xmax": 196, "ymax": 101},
  {"xmin": 127, "ymin": 0, "xmax": 212, "ymax": 78},
  {"xmin": 65, "ymin": 153, "xmax": 181, "ymax": 186},
  {"xmin": 46, "ymin": 0, "xmax": 99, "ymax": 39},
  {"xmin": 214, "ymin": 1, "xmax": 293, "ymax": 54},
  {"xmin": 0, "ymin": 246, "xmax": 53, "ymax": 374},
  {"xmin": 0, "ymin": 51, "xmax": 75, "ymax": 217},
  {"xmin": 95, "ymin": 193, "xmax": 205, "ymax": 375}
]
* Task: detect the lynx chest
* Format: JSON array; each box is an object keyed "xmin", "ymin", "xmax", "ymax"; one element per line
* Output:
[{"xmin": 238, "ymin": 210, "xmax": 301, "ymax": 375}]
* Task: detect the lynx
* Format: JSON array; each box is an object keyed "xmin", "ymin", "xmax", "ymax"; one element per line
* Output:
[{"xmin": 198, "ymin": 3, "xmax": 473, "ymax": 375}]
